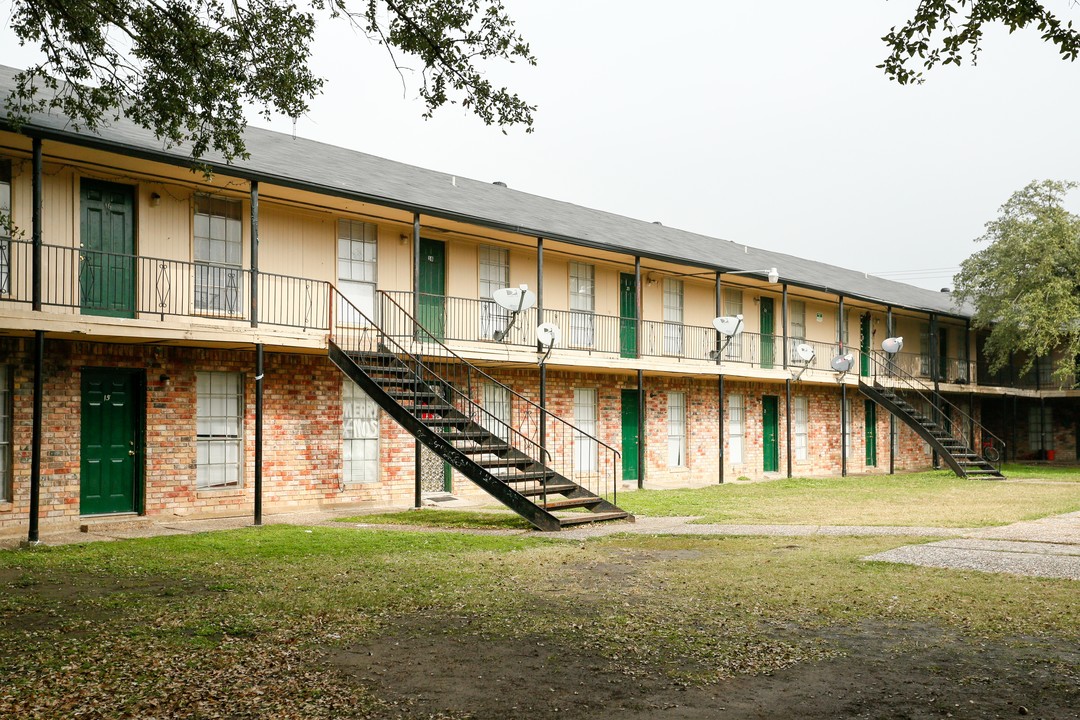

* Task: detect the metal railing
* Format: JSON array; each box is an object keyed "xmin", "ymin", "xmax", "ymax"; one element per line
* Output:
[
  {"xmin": 870, "ymin": 350, "xmax": 1005, "ymax": 472},
  {"xmin": 889, "ymin": 350, "xmax": 975, "ymax": 384},
  {"xmin": 331, "ymin": 289, "xmax": 621, "ymax": 504},
  {"xmin": 1, "ymin": 241, "xmax": 329, "ymax": 330}
]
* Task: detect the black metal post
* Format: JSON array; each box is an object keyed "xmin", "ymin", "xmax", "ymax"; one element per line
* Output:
[
  {"xmin": 635, "ymin": 257, "xmax": 642, "ymax": 359},
  {"xmin": 539, "ymin": 363, "xmax": 547, "ymax": 460},
  {"xmin": 930, "ymin": 313, "xmax": 940, "ymax": 468},
  {"xmin": 785, "ymin": 378, "xmax": 793, "ymax": 478},
  {"xmin": 839, "ymin": 295, "xmax": 847, "ymax": 477},
  {"xmin": 249, "ymin": 181, "xmax": 259, "ymax": 327},
  {"xmin": 254, "ymin": 344, "xmax": 264, "ymax": 525},
  {"xmin": 968, "ymin": 391, "xmax": 975, "ymax": 452},
  {"xmin": 637, "ymin": 368, "xmax": 645, "ymax": 489},
  {"xmin": 412, "ymin": 213, "xmax": 421, "ymax": 319},
  {"xmin": 887, "ymin": 306, "xmax": 895, "ymax": 475},
  {"xmin": 32, "ymin": 137, "xmax": 42, "ymax": 311},
  {"xmin": 27, "ymin": 331, "xmax": 44, "ymax": 543},
  {"xmin": 536, "ymin": 237, "xmax": 544, "ymax": 349},
  {"xmin": 718, "ymin": 375, "xmax": 725, "ymax": 484},
  {"xmin": 414, "ymin": 439, "xmax": 422, "ymax": 509},
  {"xmin": 781, "ymin": 284, "xmax": 789, "ymax": 370},
  {"xmin": 715, "ymin": 271, "xmax": 723, "ymax": 365}
]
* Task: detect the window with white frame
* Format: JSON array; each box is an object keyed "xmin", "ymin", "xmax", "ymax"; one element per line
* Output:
[
  {"xmin": 343, "ymin": 380, "xmax": 379, "ymax": 484},
  {"xmin": 196, "ymin": 372, "xmax": 243, "ymax": 489},
  {"xmin": 0, "ymin": 160, "xmax": 10, "ymax": 296},
  {"xmin": 843, "ymin": 397, "xmax": 853, "ymax": 453},
  {"xmin": 337, "ymin": 219, "xmax": 378, "ymax": 324},
  {"xmin": 838, "ymin": 308, "xmax": 850, "ymax": 346},
  {"xmin": 789, "ymin": 300, "xmax": 806, "ymax": 359},
  {"xmin": 0, "ymin": 366, "xmax": 10, "ymax": 502},
  {"xmin": 663, "ymin": 278, "xmax": 684, "ymax": 356},
  {"xmin": 728, "ymin": 393, "xmax": 744, "ymax": 465},
  {"xmin": 667, "ymin": 391, "xmax": 686, "ymax": 467},
  {"xmin": 194, "ymin": 195, "xmax": 243, "ymax": 315},
  {"xmin": 569, "ymin": 262, "xmax": 595, "ymax": 347},
  {"xmin": 1028, "ymin": 406, "xmax": 1054, "ymax": 452},
  {"xmin": 482, "ymin": 382, "xmax": 512, "ymax": 441},
  {"xmin": 573, "ymin": 388, "xmax": 598, "ymax": 473},
  {"xmin": 479, "ymin": 245, "xmax": 510, "ymax": 340},
  {"xmin": 794, "ymin": 396, "xmax": 809, "ymax": 461},
  {"xmin": 919, "ymin": 323, "xmax": 931, "ymax": 377},
  {"xmin": 723, "ymin": 289, "xmax": 744, "ymax": 360}
]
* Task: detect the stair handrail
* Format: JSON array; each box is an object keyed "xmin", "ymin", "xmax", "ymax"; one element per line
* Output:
[
  {"xmin": 329, "ymin": 287, "xmax": 621, "ymax": 502},
  {"xmin": 867, "ymin": 350, "xmax": 1005, "ymax": 472}
]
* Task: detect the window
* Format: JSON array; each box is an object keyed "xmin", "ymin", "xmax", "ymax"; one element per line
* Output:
[
  {"xmin": 667, "ymin": 392, "xmax": 686, "ymax": 467},
  {"xmin": 343, "ymin": 380, "xmax": 379, "ymax": 484},
  {"xmin": 0, "ymin": 366, "xmax": 10, "ymax": 502},
  {"xmin": 663, "ymin": 278, "xmax": 684, "ymax": 356},
  {"xmin": 789, "ymin": 300, "xmax": 806, "ymax": 357},
  {"xmin": 728, "ymin": 393, "xmax": 744, "ymax": 465},
  {"xmin": 919, "ymin": 323, "xmax": 931, "ymax": 377},
  {"xmin": 479, "ymin": 245, "xmax": 510, "ymax": 340},
  {"xmin": 482, "ymin": 382, "xmax": 511, "ymax": 441},
  {"xmin": 194, "ymin": 195, "xmax": 243, "ymax": 314},
  {"xmin": 337, "ymin": 219, "xmax": 378, "ymax": 324},
  {"xmin": 723, "ymin": 289, "xmax": 744, "ymax": 361},
  {"xmin": 838, "ymin": 308, "xmax": 850, "ymax": 346},
  {"xmin": 196, "ymin": 372, "xmax": 243, "ymax": 489},
  {"xmin": 1028, "ymin": 406, "xmax": 1054, "ymax": 452},
  {"xmin": 569, "ymin": 262, "xmax": 595, "ymax": 347},
  {"xmin": 0, "ymin": 159, "xmax": 11, "ymax": 296},
  {"xmin": 842, "ymin": 397, "xmax": 853, "ymax": 453},
  {"xmin": 794, "ymin": 396, "xmax": 809, "ymax": 461},
  {"xmin": 573, "ymin": 388, "xmax": 598, "ymax": 472}
]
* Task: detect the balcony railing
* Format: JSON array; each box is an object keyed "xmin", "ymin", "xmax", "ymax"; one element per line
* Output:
[{"xmin": 1, "ymin": 240, "xmax": 329, "ymax": 330}]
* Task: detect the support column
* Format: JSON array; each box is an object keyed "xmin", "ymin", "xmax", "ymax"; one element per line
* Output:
[
  {"xmin": 27, "ymin": 331, "xmax": 44, "ymax": 544},
  {"xmin": 782, "ymin": 284, "xmax": 791, "ymax": 478},
  {"xmin": 32, "ymin": 137, "xmax": 42, "ymax": 311},
  {"xmin": 249, "ymin": 180, "xmax": 259, "ymax": 327},
  {"xmin": 717, "ymin": 375, "xmax": 725, "ymax": 484},
  {"xmin": 412, "ymin": 213, "xmax": 421, "ymax": 319},
  {"xmin": 887, "ymin": 306, "xmax": 895, "ymax": 475},
  {"xmin": 254, "ymin": 344, "xmax": 264, "ymax": 526},
  {"xmin": 637, "ymin": 368, "xmax": 645, "ymax": 490},
  {"xmin": 634, "ymin": 257, "xmax": 642, "ymax": 359},
  {"xmin": 839, "ymin": 295, "xmax": 847, "ymax": 477},
  {"xmin": 930, "ymin": 313, "xmax": 940, "ymax": 468},
  {"xmin": 537, "ymin": 237, "xmax": 546, "ymax": 458},
  {"xmin": 785, "ymin": 379, "xmax": 793, "ymax": 478},
  {"xmin": 414, "ymin": 440, "xmax": 422, "ymax": 509}
]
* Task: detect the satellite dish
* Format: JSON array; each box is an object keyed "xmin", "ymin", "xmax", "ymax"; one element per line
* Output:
[
  {"xmin": 712, "ymin": 314, "xmax": 744, "ymax": 337},
  {"xmin": 881, "ymin": 336, "xmax": 904, "ymax": 354},
  {"xmin": 830, "ymin": 353, "xmax": 855, "ymax": 373},
  {"xmin": 536, "ymin": 322, "xmax": 562, "ymax": 349},
  {"xmin": 492, "ymin": 285, "xmax": 537, "ymax": 313},
  {"xmin": 795, "ymin": 343, "xmax": 816, "ymax": 363}
]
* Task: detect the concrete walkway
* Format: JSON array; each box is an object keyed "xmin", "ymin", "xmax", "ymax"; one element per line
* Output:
[{"xmin": 4, "ymin": 507, "xmax": 1078, "ymax": 581}]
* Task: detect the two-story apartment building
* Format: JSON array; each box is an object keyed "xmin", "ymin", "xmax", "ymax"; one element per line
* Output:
[{"xmin": 1, "ymin": 65, "xmax": 1076, "ymax": 537}]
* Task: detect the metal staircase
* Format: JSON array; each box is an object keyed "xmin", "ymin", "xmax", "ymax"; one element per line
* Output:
[
  {"xmin": 328, "ymin": 288, "xmax": 632, "ymax": 531},
  {"xmin": 860, "ymin": 351, "xmax": 1005, "ymax": 480}
]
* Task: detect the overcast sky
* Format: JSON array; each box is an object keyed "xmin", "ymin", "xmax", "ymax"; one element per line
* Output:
[{"xmin": 4, "ymin": 1, "xmax": 1079, "ymax": 290}]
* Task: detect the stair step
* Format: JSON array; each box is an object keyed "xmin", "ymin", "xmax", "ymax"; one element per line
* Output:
[
  {"xmin": 421, "ymin": 417, "xmax": 471, "ymax": 427},
  {"xmin": 557, "ymin": 511, "xmax": 629, "ymax": 526},
  {"xmin": 476, "ymin": 457, "xmax": 534, "ymax": 469},
  {"xmin": 518, "ymin": 483, "xmax": 576, "ymax": 497},
  {"xmin": 542, "ymin": 497, "xmax": 602, "ymax": 510},
  {"xmin": 445, "ymin": 431, "xmax": 497, "ymax": 442},
  {"xmin": 492, "ymin": 470, "xmax": 557, "ymax": 482},
  {"xmin": 456, "ymin": 444, "xmax": 513, "ymax": 455}
]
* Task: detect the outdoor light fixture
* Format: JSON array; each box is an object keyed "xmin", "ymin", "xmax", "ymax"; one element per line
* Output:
[
  {"xmin": 723, "ymin": 267, "xmax": 780, "ymax": 284},
  {"xmin": 149, "ymin": 192, "xmax": 161, "ymax": 207}
]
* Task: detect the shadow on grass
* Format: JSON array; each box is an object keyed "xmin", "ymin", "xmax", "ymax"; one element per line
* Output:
[{"xmin": 337, "ymin": 509, "xmax": 532, "ymax": 530}]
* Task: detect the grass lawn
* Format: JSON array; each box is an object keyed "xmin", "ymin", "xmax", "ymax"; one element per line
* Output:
[
  {"xmin": 1, "ymin": 526, "xmax": 1077, "ymax": 718},
  {"xmin": 616, "ymin": 470, "xmax": 1080, "ymax": 527},
  {"xmin": 339, "ymin": 508, "xmax": 531, "ymax": 530}
]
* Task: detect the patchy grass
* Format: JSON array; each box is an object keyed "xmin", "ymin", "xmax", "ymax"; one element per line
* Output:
[
  {"xmin": 617, "ymin": 471, "xmax": 1080, "ymax": 527},
  {"xmin": 0, "ymin": 526, "xmax": 1076, "ymax": 718},
  {"xmin": 1002, "ymin": 462, "xmax": 1080, "ymax": 481},
  {"xmin": 339, "ymin": 508, "xmax": 531, "ymax": 530}
]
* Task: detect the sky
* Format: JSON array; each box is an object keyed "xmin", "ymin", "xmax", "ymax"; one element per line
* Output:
[{"xmin": 3, "ymin": 1, "xmax": 1080, "ymax": 290}]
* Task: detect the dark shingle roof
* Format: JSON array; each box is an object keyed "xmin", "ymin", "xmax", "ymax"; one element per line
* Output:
[{"xmin": 0, "ymin": 64, "xmax": 969, "ymax": 317}]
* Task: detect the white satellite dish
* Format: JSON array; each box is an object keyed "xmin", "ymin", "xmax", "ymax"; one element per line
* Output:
[
  {"xmin": 794, "ymin": 343, "xmax": 816, "ymax": 363},
  {"xmin": 535, "ymin": 322, "xmax": 562, "ymax": 365},
  {"xmin": 830, "ymin": 353, "xmax": 855, "ymax": 373},
  {"xmin": 881, "ymin": 336, "xmax": 904, "ymax": 354},
  {"xmin": 712, "ymin": 314, "xmax": 744, "ymax": 337},
  {"xmin": 492, "ymin": 285, "xmax": 537, "ymax": 313}
]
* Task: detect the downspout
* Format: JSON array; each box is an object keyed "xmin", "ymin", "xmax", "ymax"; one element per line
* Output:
[
  {"xmin": 28, "ymin": 137, "xmax": 44, "ymax": 544},
  {"xmin": 254, "ymin": 344, "xmax": 263, "ymax": 526},
  {"xmin": 249, "ymin": 180, "xmax": 259, "ymax": 327}
]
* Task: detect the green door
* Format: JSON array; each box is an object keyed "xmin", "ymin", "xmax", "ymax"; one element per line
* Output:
[
  {"xmin": 418, "ymin": 238, "xmax": 446, "ymax": 340},
  {"xmin": 760, "ymin": 297, "xmax": 775, "ymax": 369},
  {"xmin": 619, "ymin": 273, "xmax": 637, "ymax": 358},
  {"xmin": 864, "ymin": 400, "xmax": 877, "ymax": 466},
  {"xmin": 860, "ymin": 314, "xmax": 871, "ymax": 377},
  {"xmin": 762, "ymin": 395, "xmax": 779, "ymax": 472},
  {"xmin": 80, "ymin": 180, "xmax": 135, "ymax": 318},
  {"xmin": 81, "ymin": 368, "xmax": 140, "ymax": 515},
  {"xmin": 620, "ymin": 389, "xmax": 640, "ymax": 481}
]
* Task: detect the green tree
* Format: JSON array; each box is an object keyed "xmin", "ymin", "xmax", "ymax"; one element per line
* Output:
[
  {"xmin": 4, "ymin": 0, "xmax": 535, "ymax": 164},
  {"xmin": 881, "ymin": 1, "xmax": 1080, "ymax": 84},
  {"xmin": 954, "ymin": 180, "xmax": 1080, "ymax": 387}
]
